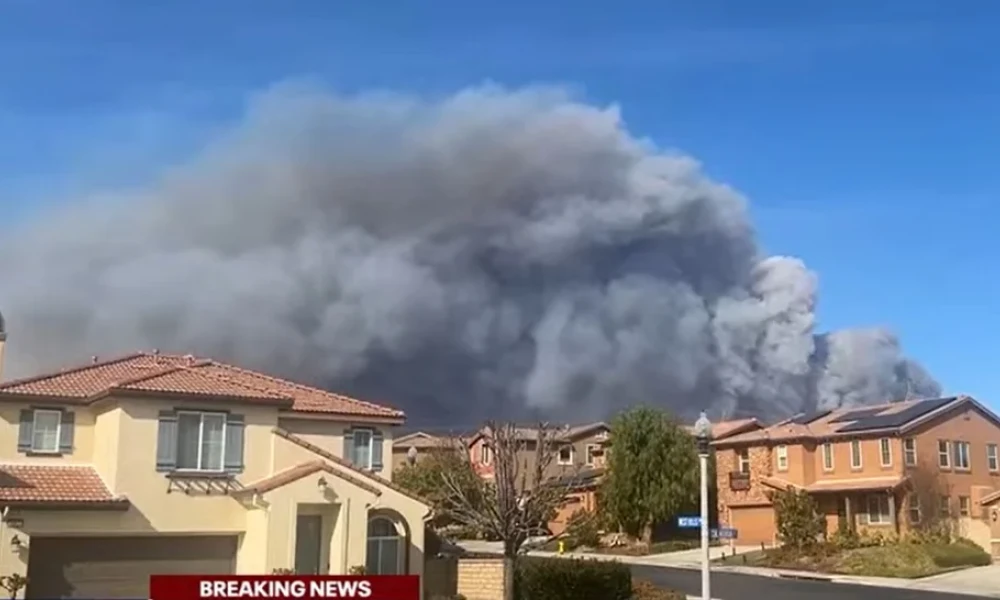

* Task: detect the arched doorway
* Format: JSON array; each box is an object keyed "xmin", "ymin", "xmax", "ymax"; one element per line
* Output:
[{"xmin": 365, "ymin": 515, "xmax": 405, "ymax": 575}]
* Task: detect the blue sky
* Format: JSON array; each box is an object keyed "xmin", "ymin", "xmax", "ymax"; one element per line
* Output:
[{"xmin": 1, "ymin": 0, "xmax": 998, "ymax": 406}]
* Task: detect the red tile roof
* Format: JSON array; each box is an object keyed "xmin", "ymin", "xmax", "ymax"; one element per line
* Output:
[
  {"xmin": 0, "ymin": 352, "xmax": 404, "ymax": 419},
  {"xmin": 0, "ymin": 464, "xmax": 127, "ymax": 507},
  {"xmin": 683, "ymin": 418, "xmax": 762, "ymax": 440},
  {"xmin": 237, "ymin": 460, "xmax": 383, "ymax": 496}
]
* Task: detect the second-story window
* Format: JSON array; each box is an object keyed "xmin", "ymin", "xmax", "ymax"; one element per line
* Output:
[
  {"xmin": 585, "ymin": 444, "xmax": 600, "ymax": 466},
  {"xmin": 737, "ymin": 448, "xmax": 751, "ymax": 474},
  {"xmin": 177, "ymin": 412, "xmax": 226, "ymax": 471},
  {"xmin": 31, "ymin": 409, "xmax": 62, "ymax": 453},
  {"xmin": 558, "ymin": 445, "xmax": 574, "ymax": 465},
  {"xmin": 879, "ymin": 438, "xmax": 892, "ymax": 467},
  {"xmin": 775, "ymin": 445, "xmax": 788, "ymax": 471},
  {"xmin": 903, "ymin": 438, "xmax": 917, "ymax": 466},
  {"xmin": 351, "ymin": 428, "xmax": 374, "ymax": 469},
  {"xmin": 850, "ymin": 440, "xmax": 862, "ymax": 469},
  {"xmin": 18, "ymin": 408, "xmax": 75, "ymax": 456},
  {"xmin": 938, "ymin": 440, "xmax": 951, "ymax": 468},
  {"xmin": 480, "ymin": 443, "xmax": 492, "ymax": 465},
  {"xmin": 822, "ymin": 443, "xmax": 834, "ymax": 471},
  {"xmin": 953, "ymin": 441, "xmax": 971, "ymax": 470},
  {"xmin": 988, "ymin": 443, "xmax": 998, "ymax": 472}
]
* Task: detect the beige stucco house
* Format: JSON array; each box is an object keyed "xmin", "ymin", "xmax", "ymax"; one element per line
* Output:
[{"xmin": 0, "ymin": 337, "xmax": 431, "ymax": 598}]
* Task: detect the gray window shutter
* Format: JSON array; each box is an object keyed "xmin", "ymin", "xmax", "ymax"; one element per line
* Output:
[
  {"xmin": 156, "ymin": 411, "xmax": 178, "ymax": 472},
  {"xmin": 372, "ymin": 430, "xmax": 384, "ymax": 471},
  {"xmin": 17, "ymin": 410, "xmax": 33, "ymax": 453},
  {"xmin": 59, "ymin": 410, "xmax": 75, "ymax": 453},
  {"xmin": 224, "ymin": 414, "xmax": 245, "ymax": 473},
  {"xmin": 343, "ymin": 429, "xmax": 354, "ymax": 466}
]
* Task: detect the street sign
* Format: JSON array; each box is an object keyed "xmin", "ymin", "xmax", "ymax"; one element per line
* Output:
[
  {"xmin": 676, "ymin": 516, "xmax": 701, "ymax": 528},
  {"xmin": 715, "ymin": 527, "xmax": 738, "ymax": 540}
]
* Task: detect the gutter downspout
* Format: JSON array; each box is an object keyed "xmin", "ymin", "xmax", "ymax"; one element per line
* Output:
[{"xmin": 341, "ymin": 498, "xmax": 351, "ymax": 574}]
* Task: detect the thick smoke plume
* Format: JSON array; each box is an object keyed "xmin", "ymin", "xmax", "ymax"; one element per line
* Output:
[{"xmin": 0, "ymin": 84, "xmax": 940, "ymax": 425}]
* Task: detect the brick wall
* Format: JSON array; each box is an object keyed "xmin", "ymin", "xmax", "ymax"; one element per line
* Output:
[{"xmin": 455, "ymin": 557, "xmax": 509, "ymax": 600}]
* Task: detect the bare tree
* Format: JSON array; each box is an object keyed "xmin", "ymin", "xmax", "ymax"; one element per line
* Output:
[
  {"xmin": 439, "ymin": 421, "xmax": 582, "ymax": 598},
  {"xmin": 906, "ymin": 460, "xmax": 956, "ymax": 539}
]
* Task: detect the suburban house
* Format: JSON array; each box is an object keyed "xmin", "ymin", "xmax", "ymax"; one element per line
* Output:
[
  {"xmin": 0, "ymin": 332, "xmax": 431, "ymax": 597},
  {"xmin": 391, "ymin": 430, "xmax": 469, "ymax": 469},
  {"xmin": 713, "ymin": 396, "xmax": 1000, "ymax": 556}
]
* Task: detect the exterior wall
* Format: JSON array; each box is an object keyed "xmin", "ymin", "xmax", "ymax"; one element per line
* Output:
[
  {"xmin": 716, "ymin": 446, "xmax": 773, "ymax": 512},
  {"xmin": 469, "ymin": 428, "xmax": 610, "ymax": 484},
  {"xmin": 0, "ymin": 405, "xmax": 98, "ymax": 465},
  {"xmin": 455, "ymin": 557, "xmax": 509, "ymax": 600},
  {"xmin": 278, "ymin": 417, "xmax": 394, "ymax": 481},
  {"xmin": 548, "ymin": 489, "xmax": 598, "ymax": 535}
]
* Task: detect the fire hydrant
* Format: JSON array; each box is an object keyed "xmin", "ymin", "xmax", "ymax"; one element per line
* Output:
[{"xmin": 558, "ymin": 540, "xmax": 565, "ymax": 555}]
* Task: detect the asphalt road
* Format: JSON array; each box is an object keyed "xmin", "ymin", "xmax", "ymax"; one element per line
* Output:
[{"xmin": 631, "ymin": 565, "xmax": 992, "ymax": 600}]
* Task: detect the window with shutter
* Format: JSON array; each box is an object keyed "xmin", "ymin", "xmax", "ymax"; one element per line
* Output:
[
  {"xmin": 156, "ymin": 410, "xmax": 244, "ymax": 474},
  {"xmin": 17, "ymin": 408, "xmax": 75, "ymax": 455}
]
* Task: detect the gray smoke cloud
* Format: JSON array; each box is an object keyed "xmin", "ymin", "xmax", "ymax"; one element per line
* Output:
[{"xmin": 0, "ymin": 83, "xmax": 941, "ymax": 425}]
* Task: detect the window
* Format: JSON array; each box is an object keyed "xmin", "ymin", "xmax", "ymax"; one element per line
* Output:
[
  {"xmin": 988, "ymin": 443, "xmax": 999, "ymax": 472},
  {"xmin": 903, "ymin": 438, "xmax": 917, "ymax": 466},
  {"xmin": 850, "ymin": 440, "xmax": 862, "ymax": 469},
  {"xmin": 953, "ymin": 441, "xmax": 971, "ymax": 470},
  {"xmin": 479, "ymin": 443, "xmax": 492, "ymax": 465},
  {"xmin": 879, "ymin": 438, "xmax": 892, "ymax": 467},
  {"xmin": 366, "ymin": 517, "xmax": 403, "ymax": 575},
  {"xmin": 176, "ymin": 412, "xmax": 226, "ymax": 471},
  {"xmin": 585, "ymin": 444, "xmax": 600, "ymax": 466},
  {"xmin": 30, "ymin": 409, "xmax": 62, "ymax": 453},
  {"xmin": 939, "ymin": 496, "xmax": 950, "ymax": 518},
  {"xmin": 822, "ymin": 443, "xmax": 834, "ymax": 471},
  {"xmin": 737, "ymin": 448, "xmax": 751, "ymax": 474},
  {"xmin": 866, "ymin": 494, "xmax": 891, "ymax": 525},
  {"xmin": 558, "ymin": 446, "xmax": 574, "ymax": 465},
  {"xmin": 938, "ymin": 440, "xmax": 951, "ymax": 468},
  {"xmin": 959, "ymin": 496, "xmax": 971, "ymax": 517},
  {"xmin": 907, "ymin": 494, "xmax": 921, "ymax": 523},
  {"xmin": 351, "ymin": 428, "xmax": 374, "ymax": 469},
  {"xmin": 775, "ymin": 445, "xmax": 788, "ymax": 471}
]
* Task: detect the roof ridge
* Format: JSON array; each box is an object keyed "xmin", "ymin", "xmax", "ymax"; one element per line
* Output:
[
  {"xmin": 187, "ymin": 363, "xmax": 293, "ymax": 400},
  {"xmin": 0, "ymin": 352, "xmax": 147, "ymax": 392},
  {"xmin": 210, "ymin": 359, "xmax": 403, "ymax": 416},
  {"xmin": 106, "ymin": 363, "xmax": 190, "ymax": 391}
]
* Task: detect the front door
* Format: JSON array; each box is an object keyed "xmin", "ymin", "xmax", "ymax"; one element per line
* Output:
[{"xmin": 295, "ymin": 515, "xmax": 324, "ymax": 574}]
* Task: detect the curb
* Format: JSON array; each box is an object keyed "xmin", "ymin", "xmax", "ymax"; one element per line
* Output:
[{"xmin": 775, "ymin": 573, "xmax": 833, "ymax": 582}]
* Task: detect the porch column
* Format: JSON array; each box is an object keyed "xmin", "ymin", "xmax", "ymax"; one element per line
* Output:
[
  {"xmin": 888, "ymin": 490, "xmax": 898, "ymax": 534},
  {"xmin": 844, "ymin": 495, "xmax": 854, "ymax": 531}
]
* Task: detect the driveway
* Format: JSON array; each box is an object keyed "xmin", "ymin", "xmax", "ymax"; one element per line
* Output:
[{"xmin": 905, "ymin": 566, "xmax": 1000, "ymax": 598}]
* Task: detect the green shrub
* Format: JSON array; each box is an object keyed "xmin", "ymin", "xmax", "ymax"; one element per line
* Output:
[
  {"xmin": 515, "ymin": 557, "xmax": 632, "ymax": 600},
  {"xmin": 835, "ymin": 544, "xmax": 939, "ymax": 578},
  {"xmin": 563, "ymin": 509, "xmax": 602, "ymax": 550},
  {"xmin": 923, "ymin": 540, "xmax": 992, "ymax": 568},
  {"xmin": 771, "ymin": 488, "xmax": 825, "ymax": 550}
]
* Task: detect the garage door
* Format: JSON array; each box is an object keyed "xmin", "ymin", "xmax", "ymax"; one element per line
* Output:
[
  {"xmin": 27, "ymin": 535, "xmax": 238, "ymax": 599},
  {"xmin": 729, "ymin": 506, "xmax": 776, "ymax": 546}
]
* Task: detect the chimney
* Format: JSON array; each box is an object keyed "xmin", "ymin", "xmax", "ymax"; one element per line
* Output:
[{"xmin": 0, "ymin": 310, "xmax": 6, "ymax": 382}]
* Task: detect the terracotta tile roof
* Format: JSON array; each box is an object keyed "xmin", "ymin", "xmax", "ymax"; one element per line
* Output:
[
  {"xmin": 683, "ymin": 418, "xmax": 762, "ymax": 441},
  {"xmin": 272, "ymin": 427, "xmax": 431, "ymax": 508},
  {"xmin": 762, "ymin": 475, "xmax": 908, "ymax": 493},
  {"xmin": 237, "ymin": 460, "xmax": 382, "ymax": 496},
  {"xmin": 715, "ymin": 396, "xmax": 969, "ymax": 447},
  {"xmin": 0, "ymin": 464, "xmax": 127, "ymax": 507},
  {"xmin": 393, "ymin": 432, "xmax": 462, "ymax": 450},
  {"xmin": 467, "ymin": 422, "xmax": 610, "ymax": 446},
  {"xmin": 0, "ymin": 352, "xmax": 404, "ymax": 419}
]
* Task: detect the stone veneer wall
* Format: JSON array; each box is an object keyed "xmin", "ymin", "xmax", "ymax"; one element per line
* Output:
[{"xmin": 716, "ymin": 446, "xmax": 774, "ymax": 515}]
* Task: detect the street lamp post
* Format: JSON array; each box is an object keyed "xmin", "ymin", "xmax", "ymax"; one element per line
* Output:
[{"xmin": 693, "ymin": 411, "xmax": 713, "ymax": 600}]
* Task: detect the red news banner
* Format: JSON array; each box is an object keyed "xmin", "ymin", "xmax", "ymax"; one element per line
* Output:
[{"xmin": 150, "ymin": 575, "xmax": 421, "ymax": 600}]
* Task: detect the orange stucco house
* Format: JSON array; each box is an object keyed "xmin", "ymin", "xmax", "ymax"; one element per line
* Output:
[
  {"xmin": 713, "ymin": 395, "xmax": 1000, "ymax": 556},
  {"xmin": 0, "ymin": 322, "xmax": 431, "ymax": 598}
]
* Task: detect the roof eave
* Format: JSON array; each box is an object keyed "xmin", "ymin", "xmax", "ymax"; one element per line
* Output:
[{"xmin": 1, "ymin": 499, "xmax": 131, "ymax": 511}]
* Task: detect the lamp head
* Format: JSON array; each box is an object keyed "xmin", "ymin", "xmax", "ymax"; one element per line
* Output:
[{"xmin": 693, "ymin": 411, "xmax": 712, "ymax": 440}]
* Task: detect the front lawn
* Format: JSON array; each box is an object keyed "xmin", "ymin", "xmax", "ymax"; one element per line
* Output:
[{"xmin": 715, "ymin": 538, "xmax": 992, "ymax": 579}]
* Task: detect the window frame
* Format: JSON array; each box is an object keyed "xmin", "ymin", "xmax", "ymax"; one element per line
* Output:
[
  {"xmin": 175, "ymin": 411, "xmax": 228, "ymax": 472},
  {"xmin": 822, "ymin": 442, "xmax": 834, "ymax": 472},
  {"xmin": 988, "ymin": 443, "xmax": 999, "ymax": 472},
  {"xmin": 879, "ymin": 438, "xmax": 892, "ymax": 467},
  {"xmin": 939, "ymin": 495, "xmax": 950, "ymax": 518},
  {"xmin": 866, "ymin": 494, "xmax": 891, "ymax": 525},
  {"xmin": 938, "ymin": 440, "xmax": 951, "ymax": 468},
  {"xmin": 479, "ymin": 442, "xmax": 492, "ymax": 465},
  {"xmin": 775, "ymin": 445, "xmax": 788, "ymax": 472},
  {"xmin": 953, "ymin": 441, "xmax": 971, "ymax": 471},
  {"xmin": 585, "ymin": 444, "xmax": 600, "ymax": 466},
  {"xmin": 737, "ymin": 448, "xmax": 751, "ymax": 474},
  {"xmin": 958, "ymin": 495, "xmax": 970, "ymax": 517},
  {"xmin": 351, "ymin": 427, "xmax": 375, "ymax": 470},
  {"xmin": 850, "ymin": 440, "xmax": 863, "ymax": 470},
  {"xmin": 557, "ymin": 445, "xmax": 574, "ymax": 465},
  {"xmin": 903, "ymin": 438, "xmax": 917, "ymax": 467},
  {"xmin": 907, "ymin": 494, "xmax": 921, "ymax": 523},
  {"xmin": 30, "ymin": 409, "xmax": 63, "ymax": 454}
]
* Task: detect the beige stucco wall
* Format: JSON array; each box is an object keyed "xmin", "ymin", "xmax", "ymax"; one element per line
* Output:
[{"xmin": 0, "ymin": 395, "xmax": 423, "ymax": 588}]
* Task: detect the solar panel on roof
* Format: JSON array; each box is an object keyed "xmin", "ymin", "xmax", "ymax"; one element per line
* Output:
[
  {"xmin": 790, "ymin": 409, "xmax": 833, "ymax": 425},
  {"xmin": 829, "ymin": 407, "xmax": 886, "ymax": 423},
  {"xmin": 837, "ymin": 397, "xmax": 957, "ymax": 433}
]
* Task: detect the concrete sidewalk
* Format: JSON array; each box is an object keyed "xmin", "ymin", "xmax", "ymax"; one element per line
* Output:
[{"xmin": 456, "ymin": 540, "xmax": 1000, "ymax": 598}]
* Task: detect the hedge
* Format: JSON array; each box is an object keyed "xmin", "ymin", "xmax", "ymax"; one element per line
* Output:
[{"xmin": 515, "ymin": 557, "xmax": 631, "ymax": 600}]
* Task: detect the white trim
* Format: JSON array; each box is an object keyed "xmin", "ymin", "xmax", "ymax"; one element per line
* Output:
[
  {"xmin": 775, "ymin": 445, "xmax": 788, "ymax": 472},
  {"xmin": 879, "ymin": 438, "xmax": 892, "ymax": 467},
  {"xmin": 958, "ymin": 495, "xmax": 971, "ymax": 517},
  {"xmin": 937, "ymin": 439, "xmax": 952, "ymax": 468},
  {"xmin": 557, "ymin": 445, "xmax": 574, "ymax": 465},
  {"xmin": 351, "ymin": 427, "xmax": 375, "ymax": 470},
  {"xmin": 30, "ymin": 409, "xmax": 63, "ymax": 454},
  {"xmin": 584, "ymin": 444, "xmax": 600, "ymax": 466},
  {"xmin": 866, "ymin": 494, "xmax": 891, "ymax": 525},
  {"xmin": 737, "ymin": 448, "xmax": 751, "ymax": 474},
  {"xmin": 176, "ymin": 410, "xmax": 227, "ymax": 472},
  {"xmin": 953, "ymin": 440, "xmax": 971, "ymax": 471},
  {"xmin": 987, "ymin": 443, "xmax": 999, "ymax": 472},
  {"xmin": 821, "ymin": 442, "xmax": 834, "ymax": 472},
  {"xmin": 850, "ymin": 440, "xmax": 863, "ymax": 470},
  {"xmin": 903, "ymin": 438, "xmax": 917, "ymax": 466}
]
